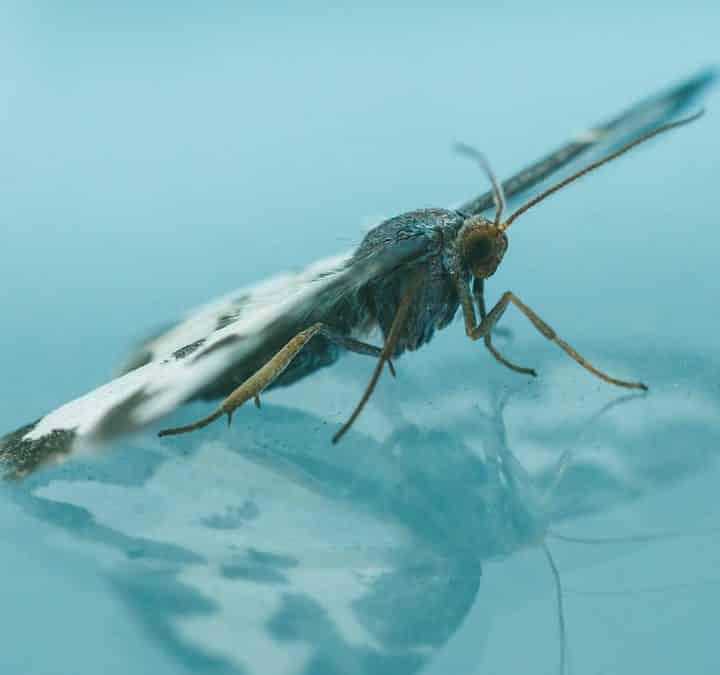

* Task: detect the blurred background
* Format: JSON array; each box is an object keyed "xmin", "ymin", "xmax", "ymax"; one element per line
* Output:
[{"xmin": 1, "ymin": 2, "xmax": 719, "ymax": 674}]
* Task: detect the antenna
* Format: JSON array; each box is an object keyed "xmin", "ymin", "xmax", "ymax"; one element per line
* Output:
[
  {"xmin": 454, "ymin": 143, "xmax": 507, "ymax": 224},
  {"xmin": 500, "ymin": 110, "xmax": 704, "ymax": 231}
]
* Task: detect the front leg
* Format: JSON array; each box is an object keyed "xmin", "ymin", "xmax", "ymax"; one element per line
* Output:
[
  {"xmin": 458, "ymin": 281, "xmax": 647, "ymax": 391},
  {"xmin": 457, "ymin": 278, "xmax": 536, "ymax": 376},
  {"xmin": 473, "ymin": 279, "xmax": 537, "ymax": 377}
]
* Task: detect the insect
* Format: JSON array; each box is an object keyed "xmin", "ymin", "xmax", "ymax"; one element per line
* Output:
[
  {"xmin": 0, "ymin": 69, "xmax": 714, "ymax": 478},
  {"xmin": 156, "ymin": 109, "xmax": 700, "ymax": 447}
]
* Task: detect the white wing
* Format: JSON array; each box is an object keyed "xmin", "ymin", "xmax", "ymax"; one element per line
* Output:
[
  {"xmin": 1, "ymin": 234, "xmax": 434, "ymax": 479},
  {"xmin": 118, "ymin": 252, "xmax": 352, "ymax": 374},
  {"xmin": 0, "ymin": 252, "xmax": 352, "ymax": 478}
]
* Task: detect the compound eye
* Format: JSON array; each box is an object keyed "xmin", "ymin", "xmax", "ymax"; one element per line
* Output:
[
  {"xmin": 467, "ymin": 236, "xmax": 494, "ymax": 267},
  {"xmin": 460, "ymin": 228, "xmax": 507, "ymax": 279}
]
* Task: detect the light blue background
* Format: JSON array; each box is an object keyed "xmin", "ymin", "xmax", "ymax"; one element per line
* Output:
[{"xmin": 1, "ymin": 2, "xmax": 719, "ymax": 674}]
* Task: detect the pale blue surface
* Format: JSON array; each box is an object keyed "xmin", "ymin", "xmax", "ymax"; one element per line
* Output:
[{"xmin": 1, "ymin": 2, "xmax": 720, "ymax": 674}]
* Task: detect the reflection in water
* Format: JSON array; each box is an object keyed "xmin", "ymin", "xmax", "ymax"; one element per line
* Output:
[{"xmin": 6, "ymin": 347, "xmax": 720, "ymax": 675}]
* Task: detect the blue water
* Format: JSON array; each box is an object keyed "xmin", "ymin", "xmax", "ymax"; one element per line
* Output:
[{"xmin": 1, "ymin": 3, "xmax": 719, "ymax": 674}]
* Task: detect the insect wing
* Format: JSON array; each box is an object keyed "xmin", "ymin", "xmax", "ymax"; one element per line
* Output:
[
  {"xmin": 459, "ymin": 67, "xmax": 715, "ymax": 216},
  {"xmin": 118, "ymin": 253, "xmax": 351, "ymax": 375},
  {"xmin": 1, "ymin": 234, "xmax": 436, "ymax": 477}
]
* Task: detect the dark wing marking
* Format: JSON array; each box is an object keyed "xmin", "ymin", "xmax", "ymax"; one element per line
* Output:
[
  {"xmin": 117, "ymin": 288, "xmax": 268, "ymax": 375},
  {"xmin": 459, "ymin": 67, "xmax": 716, "ymax": 216}
]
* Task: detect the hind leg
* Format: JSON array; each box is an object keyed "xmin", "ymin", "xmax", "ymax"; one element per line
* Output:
[{"xmin": 158, "ymin": 324, "xmax": 394, "ymax": 437}]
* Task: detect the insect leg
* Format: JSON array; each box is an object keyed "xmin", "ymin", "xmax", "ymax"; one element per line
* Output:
[
  {"xmin": 467, "ymin": 291, "xmax": 648, "ymax": 390},
  {"xmin": 157, "ymin": 324, "xmax": 395, "ymax": 437},
  {"xmin": 318, "ymin": 328, "xmax": 396, "ymax": 377},
  {"xmin": 332, "ymin": 271, "xmax": 424, "ymax": 444},
  {"xmin": 473, "ymin": 279, "xmax": 537, "ymax": 377},
  {"xmin": 542, "ymin": 542, "xmax": 567, "ymax": 675},
  {"xmin": 158, "ymin": 323, "xmax": 326, "ymax": 437}
]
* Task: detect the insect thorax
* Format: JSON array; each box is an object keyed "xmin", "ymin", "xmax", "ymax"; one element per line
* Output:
[{"xmin": 352, "ymin": 209, "xmax": 467, "ymax": 355}]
